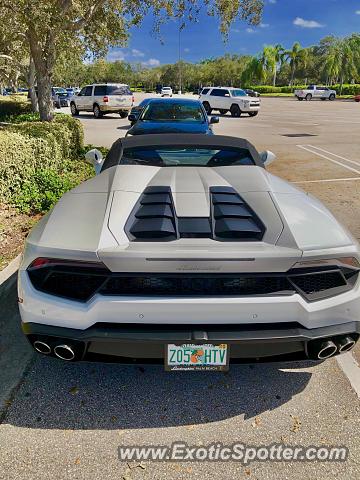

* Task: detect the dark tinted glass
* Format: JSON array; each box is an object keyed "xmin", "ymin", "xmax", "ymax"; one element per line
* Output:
[
  {"xmin": 84, "ymin": 86, "xmax": 93, "ymax": 96},
  {"xmin": 106, "ymin": 85, "xmax": 132, "ymax": 95},
  {"xmin": 141, "ymin": 102, "xmax": 205, "ymax": 122},
  {"xmin": 120, "ymin": 146, "xmax": 255, "ymax": 167},
  {"xmin": 201, "ymin": 88, "xmax": 210, "ymax": 95},
  {"xmin": 210, "ymin": 89, "xmax": 228, "ymax": 97},
  {"xmin": 94, "ymin": 85, "xmax": 107, "ymax": 96}
]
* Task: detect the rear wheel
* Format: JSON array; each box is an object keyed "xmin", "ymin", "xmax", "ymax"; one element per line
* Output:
[
  {"xmin": 230, "ymin": 104, "xmax": 241, "ymax": 117},
  {"xmin": 329, "ymin": 94, "xmax": 335, "ymax": 101},
  {"xmin": 219, "ymin": 109, "xmax": 227, "ymax": 115},
  {"xmin": 119, "ymin": 111, "xmax": 128, "ymax": 118},
  {"xmin": 70, "ymin": 102, "xmax": 79, "ymax": 116},
  {"xmin": 305, "ymin": 94, "xmax": 312, "ymax": 101},
  {"xmin": 202, "ymin": 101, "xmax": 212, "ymax": 114},
  {"xmin": 93, "ymin": 104, "xmax": 103, "ymax": 118},
  {"xmin": 297, "ymin": 96, "xmax": 304, "ymax": 101},
  {"xmin": 248, "ymin": 111, "xmax": 258, "ymax": 117}
]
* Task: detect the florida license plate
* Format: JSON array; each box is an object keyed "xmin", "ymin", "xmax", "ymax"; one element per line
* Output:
[{"xmin": 165, "ymin": 344, "xmax": 229, "ymax": 371}]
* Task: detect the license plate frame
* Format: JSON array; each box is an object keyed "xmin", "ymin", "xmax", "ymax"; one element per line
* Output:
[{"xmin": 165, "ymin": 343, "xmax": 229, "ymax": 371}]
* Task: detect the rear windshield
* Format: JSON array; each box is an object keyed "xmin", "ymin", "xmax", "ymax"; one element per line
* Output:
[
  {"xmin": 106, "ymin": 85, "xmax": 132, "ymax": 95},
  {"xmin": 120, "ymin": 146, "xmax": 255, "ymax": 167},
  {"xmin": 231, "ymin": 89, "xmax": 247, "ymax": 97},
  {"xmin": 141, "ymin": 103, "xmax": 205, "ymax": 123}
]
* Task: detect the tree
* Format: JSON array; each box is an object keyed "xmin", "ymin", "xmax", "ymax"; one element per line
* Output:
[
  {"xmin": 284, "ymin": 42, "xmax": 303, "ymax": 86},
  {"xmin": 0, "ymin": 0, "xmax": 264, "ymax": 121}
]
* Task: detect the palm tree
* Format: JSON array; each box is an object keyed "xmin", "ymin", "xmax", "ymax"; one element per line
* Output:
[{"xmin": 284, "ymin": 42, "xmax": 303, "ymax": 86}]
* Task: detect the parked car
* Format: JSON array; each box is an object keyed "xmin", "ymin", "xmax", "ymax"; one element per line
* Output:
[
  {"xmin": 294, "ymin": 85, "xmax": 336, "ymax": 101},
  {"xmin": 66, "ymin": 88, "xmax": 75, "ymax": 98},
  {"xmin": 128, "ymin": 98, "xmax": 153, "ymax": 125},
  {"xmin": 126, "ymin": 98, "xmax": 218, "ymax": 136},
  {"xmin": 355, "ymin": 93, "xmax": 360, "ymax": 103},
  {"xmin": 70, "ymin": 83, "xmax": 134, "ymax": 118},
  {"xmin": 244, "ymin": 88, "xmax": 260, "ymax": 97},
  {"xmin": 19, "ymin": 134, "xmax": 360, "ymax": 366},
  {"xmin": 199, "ymin": 87, "xmax": 260, "ymax": 117},
  {"xmin": 161, "ymin": 86, "xmax": 173, "ymax": 97},
  {"xmin": 52, "ymin": 87, "xmax": 69, "ymax": 108}
]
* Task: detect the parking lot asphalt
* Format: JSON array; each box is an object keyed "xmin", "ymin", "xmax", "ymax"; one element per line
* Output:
[{"xmin": 1, "ymin": 96, "xmax": 360, "ymax": 480}]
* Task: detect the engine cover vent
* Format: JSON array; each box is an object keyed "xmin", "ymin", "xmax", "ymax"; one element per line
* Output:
[
  {"xmin": 210, "ymin": 187, "xmax": 265, "ymax": 241},
  {"xmin": 125, "ymin": 186, "xmax": 265, "ymax": 242}
]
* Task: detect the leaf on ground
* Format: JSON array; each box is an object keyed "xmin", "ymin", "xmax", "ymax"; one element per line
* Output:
[
  {"xmin": 290, "ymin": 414, "xmax": 301, "ymax": 433},
  {"xmin": 69, "ymin": 386, "xmax": 79, "ymax": 395},
  {"xmin": 251, "ymin": 416, "xmax": 261, "ymax": 427},
  {"xmin": 74, "ymin": 458, "xmax": 80, "ymax": 465}
]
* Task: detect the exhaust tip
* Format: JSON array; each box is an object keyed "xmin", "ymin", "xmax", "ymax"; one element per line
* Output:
[
  {"xmin": 33, "ymin": 340, "xmax": 51, "ymax": 355},
  {"xmin": 318, "ymin": 340, "xmax": 337, "ymax": 360},
  {"xmin": 338, "ymin": 336, "xmax": 356, "ymax": 353},
  {"xmin": 54, "ymin": 344, "xmax": 75, "ymax": 361}
]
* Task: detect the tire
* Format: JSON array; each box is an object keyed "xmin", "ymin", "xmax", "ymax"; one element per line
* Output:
[
  {"xmin": 230, "ymin": 104, "xmax": 241, "ymax": 117},
  {"xmin": 219, "ymin": 109, "xmax": 227, "ymax": 115},
  {"xmin": 248, "ymin": 111, "xmax": 258, "ymax": 117},
  {"xmin": 321, "ymin": 97, "xmax": 326, "ymax": 101},
  {"xmin": 305, "ymin": 94, "xmax": 312, "ymax": 101},
  {"xmin": 93, "ymin": 104, "xmax": 103, "ymax": 118},
  {"xmin": 329, "ymin": 94, "xmax": 335, "ymax": 101},
  {"xmin": 202, "ymin": 102, "xmax": 212, "ymax": 114},
  {"xmin": 119, "ymin": 111, "xmax": 128, "ymax": 118},
  {"xmin": 70, "ymin": 102, "xmax": 79, "ymax": 116},
  {"xmin": 297, "ymin": 97, "xmax": 304, "ymax": 101}
]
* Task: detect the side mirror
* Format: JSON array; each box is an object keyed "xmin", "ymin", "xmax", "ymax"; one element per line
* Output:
[
  {"xmin": 210, "ymin": 116, "xmax": 219, "ymax": 124},
  {"xmin": 260, "ymin": 150, "xmax": 276, "ymax": 167},
  {"xmin": 128, "ymin": 113, "xmax": 137, "ymax": 123},
  {"xmin": 85, "ymin": 148, "xmax": 104, "ymax": 175}
]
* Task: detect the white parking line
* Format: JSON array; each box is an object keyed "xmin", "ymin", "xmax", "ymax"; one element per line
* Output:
[
  {"xmin": 297, "ymin": 145, "xmax": 360, "ymax": 175},
  {"xmin": 337, "ymin": 353, "xmax": 360, "ymax": 399},
  {"xmin": 294, "ymin": 177, "xmax": 360, "ymax": 184},
  {"xmin": 308, "ymin": 145, "xmax": 360, "ymax": 167}
]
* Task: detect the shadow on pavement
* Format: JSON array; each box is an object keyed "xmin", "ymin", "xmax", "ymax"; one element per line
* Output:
[{"xmin": 4, "ymin": 353, "xmax": 312, "ymax": 430}]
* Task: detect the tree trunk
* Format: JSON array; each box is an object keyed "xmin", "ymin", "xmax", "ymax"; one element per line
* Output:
[
  {"xmin": 273, "ymin": 66, "xmax": 277, "ymax": 87},
  {"xmin": 27, "ymin": 28, "xmax": 55, "ymax": 121},
  {"xmin": 290, "ymin": 61, "xmax": 295, "ymax": 86},
  {"xmin": 28, "ymin": 57, "xmax": 38, "ymax": 113}
]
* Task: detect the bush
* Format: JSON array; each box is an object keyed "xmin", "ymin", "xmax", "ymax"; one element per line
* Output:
[
  {"xmin": 53, "ymin": 114, "xmax": 84, "ymax": 155},
  {"xmin": 12, "ymin": 162, "xmax": 93, "ymax": 214},
  {"xmin": 249, "ymin": 84, "xmax": 360, "ymax": 95},
  {"xmin": 0, "ymin": 97, "xmax": 32, "ymax": 120}
]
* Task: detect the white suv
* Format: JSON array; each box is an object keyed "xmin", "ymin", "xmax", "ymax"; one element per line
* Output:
[
  {"xmin": 199, "ymin": 87, "xmax": 260, "ymax": 117},
  {"xmin": 70, "ymin": 83, "xmax": 134, "ymax": 118},
  {"xmin": 161, "ymin": 86, "xmax": 173, "ymax": 97}
]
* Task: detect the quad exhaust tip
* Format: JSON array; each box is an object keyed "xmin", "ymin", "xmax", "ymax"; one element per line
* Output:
[
  {"xmin": 317, "ymin": 340, "xmax": 337, "ymax": 360},
  {"xmin": 338, "ymin": 336, "xmax": 356, "ymax": 353},
  {"xmin": 33, "ymin": 340, "xmax": 51, "ymax": 355},
  {"xmin": 54, "ymin": 344, "xmax": 75, "ymax": 361}
]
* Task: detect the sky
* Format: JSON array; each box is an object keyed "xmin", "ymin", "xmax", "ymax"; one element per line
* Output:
[{"xmin": 107, "ymin": 0, "xmax": 360, "ymax": 67}]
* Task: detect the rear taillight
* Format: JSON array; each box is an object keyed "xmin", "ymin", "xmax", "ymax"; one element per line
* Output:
[
  {"xmin": 103, "ymin": 96, "xmax": 109, "ymax": 103},
  {"xmin": 28, "ymin": 258, "xmax": 107, "ymax": 270},
  {"xmin": 132, "ymin": 95, "xmax": 135, "ymax": 104}
]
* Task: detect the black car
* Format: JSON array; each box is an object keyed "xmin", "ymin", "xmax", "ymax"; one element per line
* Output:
[
  {"xmin": 128, "ymin": 98, "xmax": 153, "ymax": 125},
  {"xmin": 126, "ymin": 98, "xmax": 219, "ymax": 136},
  {"xmin": 244, "ymin": 89, "xmax": 260, "ymax": 98}
]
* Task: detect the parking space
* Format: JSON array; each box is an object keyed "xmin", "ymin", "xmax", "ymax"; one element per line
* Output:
[{"xmin": 1, "ymin": 96, "xmax": 360, "ymax": 479}]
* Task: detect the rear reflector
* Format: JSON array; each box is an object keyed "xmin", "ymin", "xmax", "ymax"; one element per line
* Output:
[{"xmin": 103, "ymin": 96, "xmax": 109, "ymax": 103}]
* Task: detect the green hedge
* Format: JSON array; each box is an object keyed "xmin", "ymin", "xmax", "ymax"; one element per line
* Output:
[
  {"xmin": 250, "ymin": 84, "xmax": 360, "ymax": 95},
  {"xmin": 0, "ymin": 111, "xmax": 89, "ymax": 213},
  {"xmin": 0, "ymin": 97, "xmax": 32, "ymax": 120}
]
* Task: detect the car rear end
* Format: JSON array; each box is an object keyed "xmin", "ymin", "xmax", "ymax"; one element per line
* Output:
[
  {"xmin": 99, "ymin": 84, "xmax": 134, "ymax": 114},
  {"xmin": 294, "ymin": 88, "xmax": 307, "ymax": 99}
]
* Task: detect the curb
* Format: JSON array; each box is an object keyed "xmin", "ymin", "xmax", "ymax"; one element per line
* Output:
[{"xmin": 0, "ymin": 254, "xmax": 21, "ymax": 286}]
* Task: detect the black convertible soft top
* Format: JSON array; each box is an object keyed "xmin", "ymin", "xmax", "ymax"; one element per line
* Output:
[{"xmin": 101, "ymin": 134, "xmax": 263, "ymax": 171}]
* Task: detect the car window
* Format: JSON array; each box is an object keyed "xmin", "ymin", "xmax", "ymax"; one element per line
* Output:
[
  {"xmin": 307, "ymin": 85, "xmax": 315, "ymax": 90},
  {"xmin": 120, "ymin": 146, "xmax": 255, "ymax": 167},
  {"xmin": 231, "ymin": 89, "xmax": 247, "ymax": 97},
  {"xmin": 78, "ymin": 87, "xmax": 86, "ymax": 96},
  {"xmin": 84, "ymin": 86, "xmax": 93, "ymax": 96},
  {"xmin": 106, "ymin": 85, "xmax": 132, "ymax": 95},
  {"xmin": 210, "ymin": 89, "xmax": 227, "ymax": 97},
  {"xmin": 94, "ymin": 85, "xmax": 107, "ymax": 96},
  {"xmin": 201, "ymin": 88, "xmax": 210, "ymax": 95},
  {"xmin": 140, "ymin": 102, "xmax": 205, "ymax": 123}
]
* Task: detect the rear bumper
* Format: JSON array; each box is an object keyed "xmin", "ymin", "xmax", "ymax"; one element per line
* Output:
[
  {"xmin": 22, "ymin": 321, "xmax": 360, "ymax": 363},
  {"xmin": 100, "ymin": 105, "xmax": 132, "ymax": 112}
]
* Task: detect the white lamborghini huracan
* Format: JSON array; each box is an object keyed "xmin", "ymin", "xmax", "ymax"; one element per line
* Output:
[{"xmin": 18, "ymin": 135, "xmax": 360, "ymax": 370}]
